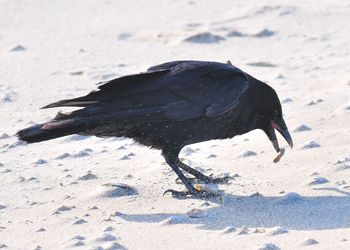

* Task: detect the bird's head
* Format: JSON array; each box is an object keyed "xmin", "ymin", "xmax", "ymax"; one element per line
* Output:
[{"xmin": 259, "ymin": 87, "xmax": 293, "ymax": 153}]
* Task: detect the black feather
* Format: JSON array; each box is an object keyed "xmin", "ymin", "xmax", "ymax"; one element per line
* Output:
[{"xmin": 17, "ymin": 60, "xmax": 291, "ymax": 195}]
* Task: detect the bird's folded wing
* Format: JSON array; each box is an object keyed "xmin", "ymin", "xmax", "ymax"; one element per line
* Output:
[
  {"xmin": 42, "ymin": 61, "xmax": 249, "ymax": 122},
  {"xmin": 162, "ymin": 61, "xmax": 249, "ymax": 120},
  {"xmin": 41, "ymin": 69, "xmax": 169, "ymax": 108}
]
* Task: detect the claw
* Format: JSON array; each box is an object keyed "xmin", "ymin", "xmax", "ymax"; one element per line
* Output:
[{"xmin": 163, "ymin": 189, "xmax": 190, "ymax": 198}]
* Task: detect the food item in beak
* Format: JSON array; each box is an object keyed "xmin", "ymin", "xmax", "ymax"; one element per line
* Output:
[{"xmin": 273, "ymin": 147, "xmax": 285, "ymax": 163}]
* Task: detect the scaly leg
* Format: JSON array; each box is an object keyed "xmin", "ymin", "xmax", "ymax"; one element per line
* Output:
[
  {"xmin": 162, "ymin": 147, "xmax": 219, "ymax": 198},
  {"xmin": 178, "ymin": 161, "xmax": 233, "ymax": 184}
]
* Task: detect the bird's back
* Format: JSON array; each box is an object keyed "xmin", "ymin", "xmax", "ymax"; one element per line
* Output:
[{"xmin": 18, "ymin": 60, "xmax": 253, "ymax": 149}]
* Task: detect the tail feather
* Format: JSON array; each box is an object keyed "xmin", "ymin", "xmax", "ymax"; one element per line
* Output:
[
  {"xmin": 17, "ymin": 105, "xmax": 166, "ymax": 143},
  {"xmin": 16, "ymin": 119, "xmax": 88, "ymax": 143}
]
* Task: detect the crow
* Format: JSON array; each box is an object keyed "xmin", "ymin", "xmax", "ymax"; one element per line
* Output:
[{"xmin": 17, "ymin": 60, "xmax": 293, "ymax": 198}]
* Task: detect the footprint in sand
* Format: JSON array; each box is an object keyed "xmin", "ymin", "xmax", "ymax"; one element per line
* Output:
[
  {"xmin": 52, "ymin": 205, "xmax": 75, "ymax": 215},
  {"xmin": 161, "ymin": 215, "xmax": 187, "ymax": 225},
  {"xmin": 277, "ymin": 192, "xmax": 303, "ymax": 204},
  {"xmin": 88, "ymin": 183, "xmax": 138, "ymax": 199},
  {"xmin": 335, "ymin": 157, "xmax": 350, "ymax": 171},
  {"xmin": 282, "ymin": 97, "xmax": 293, "ymax": 104},
  {"xmin": 7, "ymin": 140, "xmax": 26, "ymax": 149},
  {"xmin": 300, "ymin": 239, "xmax": 319, "ymax": 246},
  {"xmin": 33, "ymin": 159, "xmax": 48, "ymax": 165},
  {"xmin": 267, "ymin": 226, "xmax": 288, "ymax": 236},
  {"xmin": 226, "ymin": 30, "xmax": 247, "ymax": 37},
  {"xmin": 55, "ymin": 153, "xmax": 71, "ymax": 160},
  {"xmin": 0, "ymin": 90, "xmax": 17, "ymax": 103},
  {"xmin": 69, "ymin": 70, "xmax": 84, "ymax": 76},
  {"xmin": 236, "ymin": 226, "xmax": 250, "ymax": 235},
  {"xmin": 65, "ymin": 236, "xmax": 85, "ymax": 247},
  {"xmin": 239, "ymin": 150, "xmax": 257, "ymax": 158},
  {"xmin": 308, "ymin": 177, "xmax": 329, "ymax": 185},
  {"xmin": 221, "ymin": 227, "xmax": 237, "ymax": 234},
  {"xmin": 72, "ymin": 148, "xmax": 93, "ymax": 158},
  {"xmin": 119, "ymin": 155, "xmax": 130, "ymax": 160},
  {"xmin": 183, "ymin": 32, "xmax": 225, "ymax": 44},
  {"xmin": 258, "ymin": 243, "xmax": 280, "ymax": 250},
  {"xmin": 73, "ymin": 218, "xmax": 87, "ymax": 225},
  {"xmin": 0, "ymin": 133, "xmax": 10, "ymax": 140},
  {"xmin": 293, "ymin": 124, "xmax": 312, "ymax": 132},
  {"xmin": 246, "ymin": 62, "xmax": 277, "ymax": 68},
  {"xmin": 187, "ymin": 208, "xmax": 206, "ymax": 218},
  {"xmin": 307, "ymin": 99, "xmax": 324, "ymax": 106},
  {"xmin": 118, "ymin": 33, "xmax": 132, "ymax": 41},
  {"xmin": 78, "ymin": 172, "xmax": 98, "ymax": 181},
  {"xmin": 95, "ymin": 232, "xmax": 118, "ymax": 242},
  {"xmin": 9, "ymin": 45, "xmax": 26, "ymax": 52},
  {"xmin": 301, "ymin": 140, "xmax": 320, "ymax": 149},
  {"xmin": 253, "ymin": 29, "xmax": 276, "ymax": 38},
  {"xmin": 0, "ymin": 243, "xmax": 8, "ymax": 248}
]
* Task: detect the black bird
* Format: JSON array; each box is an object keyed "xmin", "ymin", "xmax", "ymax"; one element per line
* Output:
[{"xmin": 17, "ymin": 60, "xmax": 293, "ymax": 198}]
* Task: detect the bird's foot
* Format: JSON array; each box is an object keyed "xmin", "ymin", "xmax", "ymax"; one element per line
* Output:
[
  {"xmin": 206, "ymin": 174, "xmax": 233, "ymax": 184},
  {"xmin": 176, "ymin": 175, "xmax": 233, "ymax": 184},
  {"xmin": 163, "ymin": 189, "xmax": 191, "ymax": 198},
  {"xmin": 163, "ymin": 186, "xmax": 220, "ymax": 199}
]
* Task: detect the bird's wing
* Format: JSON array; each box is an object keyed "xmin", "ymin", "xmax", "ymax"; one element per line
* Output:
[
  {"xmin": 161, "ymin": 61, "xmax": 249, "ymax": 120},
  {"xmin": 42, "ymin": 69, "xmax": 169, "ymax": 108},
  {"xmin": 43, "ymin": 61, "xmax": 249, "ymax": 121}
]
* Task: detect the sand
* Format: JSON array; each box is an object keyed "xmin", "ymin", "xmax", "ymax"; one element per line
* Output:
[{"xmin": 1, "ymin": 0, "xmax": 350, "ymax": 249}]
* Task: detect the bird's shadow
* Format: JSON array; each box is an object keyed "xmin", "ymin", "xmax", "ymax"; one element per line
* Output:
[{"xmin": 119, "ymin": 192, "xmax": 350, "ymax": 231}]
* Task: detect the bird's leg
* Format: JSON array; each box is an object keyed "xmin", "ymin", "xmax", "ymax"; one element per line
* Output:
[
  {"xmin": 177, "ymin": 161, "xmax": 233, "ymax": 184},
  {"xmin": 164, "ymin": 161, "xmax": 197, "ymax": 197},
  {"xmin": 162, "ymin": 148, "xmax": 218, "ymax": 198}
]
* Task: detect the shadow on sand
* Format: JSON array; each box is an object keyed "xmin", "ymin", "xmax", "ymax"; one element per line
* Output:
[{"xmin": 119, "ymin": 192, "xmax": 350, "ymax": 231}]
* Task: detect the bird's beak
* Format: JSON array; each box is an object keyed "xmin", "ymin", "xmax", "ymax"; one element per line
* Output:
[
  {"xmin": 271, "ymin": 117, "xmax": 293, "ymax": 150},
  {"xmin": 264, "ymin": 117, "xmax": 293, "ymax": 153},
  {"xmin": 265, "ymin": 125, "xmax": 280, "ymax": 153}
]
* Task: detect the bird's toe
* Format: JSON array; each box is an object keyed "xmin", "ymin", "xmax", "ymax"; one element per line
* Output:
[
  {"xmin": 207, "ymin": 175, "xmax": 234, "ymax": 184},
  {"xmin": 163, "ymin": 186, "xmax": 221, "ymax": 199},
  {"xmin": 193, "ymin": 185, "xmax": 221, "ymax": 198},
  {"xmin": 176, "ymin": 175, "xmax": 233, "ymax": 184},
  {"xmin": 163, "ymin": 189, "xmax": 191, "ymax": 198}
]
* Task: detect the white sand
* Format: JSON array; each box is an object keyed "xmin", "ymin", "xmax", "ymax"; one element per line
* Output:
[{"xmin": 1, "ymin": 0, "xmax": 350, "ymax": 249}]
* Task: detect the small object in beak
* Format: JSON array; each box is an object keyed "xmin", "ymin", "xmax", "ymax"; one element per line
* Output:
[{"xmin": 273, "ymin": 147, "xmax": 285, "ymax": 163}]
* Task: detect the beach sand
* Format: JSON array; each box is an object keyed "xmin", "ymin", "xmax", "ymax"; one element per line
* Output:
[{"xmin": 1, "ymin": 0, "xmax": 350, "ymax": 249}]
